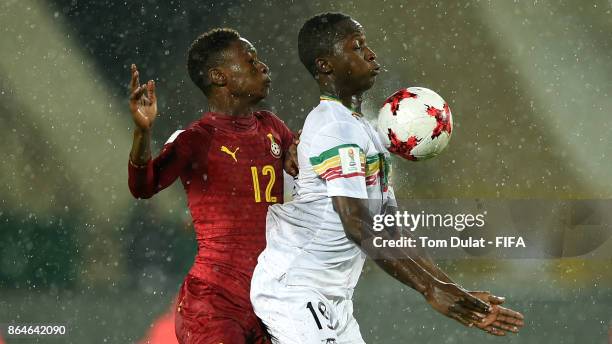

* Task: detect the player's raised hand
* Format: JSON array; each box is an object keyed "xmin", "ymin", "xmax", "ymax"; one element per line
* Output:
[
  {"xmin": 468, "ymin": 291, "xmax": 525, "ymax": 336},
  {"xmin": 129, "ymin": 64, "xmax": 158, "ymax": 130},
  {"xmin": 424, "ymin": 280, "xmax": 493, "ymax": 327}
]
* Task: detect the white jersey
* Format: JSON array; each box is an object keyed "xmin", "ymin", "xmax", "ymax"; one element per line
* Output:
[{"xmin": 257, "ymin": 97, "xmax": 396, "ymax": 298}]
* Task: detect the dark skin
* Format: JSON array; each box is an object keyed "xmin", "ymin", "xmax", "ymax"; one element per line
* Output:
[
  {"xmin": 316, "ymin": 19, "xmax": 524, "ymax": 336},
  {"xmin": 128, "ymin": 38, "xmax": 299, "ymax": 175}
]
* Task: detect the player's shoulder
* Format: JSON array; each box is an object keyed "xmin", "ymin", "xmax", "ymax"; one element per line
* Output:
[
  {"xmin": 254, "ymin": 110, "xmax": 289, "ymax": 128},
  {"xmin": 305, "ymin": 101, "xmax": 355, "ymax": 128},
  {"xmin": 253, "ymin": 109, "xmax": 277, "ymax": 120},
  {"xmin": 305, "ymin": 102, "xmax": 362, "ymax": 135},
  {"xmin": 164, "ymin": 117, "xmax": 214, "ymax": 145}
]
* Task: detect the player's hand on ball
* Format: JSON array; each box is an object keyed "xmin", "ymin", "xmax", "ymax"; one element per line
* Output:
[
  {"xmin": 424, "ymin": 281, "xmax": 492, "ymax": 327},
  {"xmin": 469, "ymin": 291, "xmax": 525, "ymax": 336},
  {"xmin": 129, "ymin": 64, "xmax": 158, "ymax": 130}
]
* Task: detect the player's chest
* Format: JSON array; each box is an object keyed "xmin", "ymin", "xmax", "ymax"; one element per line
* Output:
[{"xmin": 204, "ymin": 129, "xmax": 283, "ymax": 179}]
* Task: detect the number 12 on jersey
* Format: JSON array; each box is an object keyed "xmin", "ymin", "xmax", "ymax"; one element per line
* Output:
[{"xmin": 250, "ymin": 165, "xmax": 277, "ymax": 203}]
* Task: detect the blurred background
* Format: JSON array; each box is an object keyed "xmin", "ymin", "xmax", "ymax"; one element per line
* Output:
[{"xmin": 0, "ymin": 0, "xmax": 611, "ymax": 343}]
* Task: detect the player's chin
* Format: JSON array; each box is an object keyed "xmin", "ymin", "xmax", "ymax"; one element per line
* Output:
[
  {"xmin": 367, "ymin": 74, "xmax": 377, "ymax": 87},
  {"xmin": 258, "ymin": 86, "xmax": 270, "ymax": 100},
  {"xmin": 357, "ymin": 75, "xmax": 376, "ymax": 92},
  {"xmin": 251, "ymin": 90, "xmax": 268, "ymax": 102},
  {"xmin": 255, "ymin": 81, "xmax": 271, "ymax": 97}
]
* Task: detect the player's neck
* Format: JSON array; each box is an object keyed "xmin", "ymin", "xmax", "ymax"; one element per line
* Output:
[
  {"xmin": 319, "ymin": 84, "xmax": 363, "ymax": 115},
  {"xmin": 208, "ymin": 94, "xmax": 255, "ymax": 117}
]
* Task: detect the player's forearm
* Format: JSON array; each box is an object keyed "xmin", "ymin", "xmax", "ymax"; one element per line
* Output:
[
  {"xmin": 381, "ymin": 205, "xmax": 455, "ymax": 284},
  {"xmin": 333, "ymin": 196, "xmax": 440, "ymax": 295},
  {"xmin": 367, "ymin": 239, "xmax": 440, "ymax": 295},
  {"xmin": 382, "ymin": 226, "xmax": 455, "ymax": 285},
  {"xmin": 130, "ymin": 127, "xmax": 152, "ymax": 165},
  {"xmin": 128, "ymin": 127, "xmax": 155, "ymax": 199},
  {"xmin": 410, "ymin": 253, "xmax": 454, "ymax": 284},
  {"xmin": 396, "ymin": 229, "xmax": 455, "ymax": 284}
]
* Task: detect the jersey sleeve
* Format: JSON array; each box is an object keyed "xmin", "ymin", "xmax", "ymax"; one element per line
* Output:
[
  {"xmin": 276, "ymin": 117, "xmax": 295, "ymax": 153},
  {"xmin": 308, "ymin": 121, "xmax": 369, "ymax": 199},
  {"xmin": 128, "ymin": 129, "xmax": 198, "ymax": 199},
  {"xmin": 386, "ymin": 185, "xmax": 398, "ymax": 208}
]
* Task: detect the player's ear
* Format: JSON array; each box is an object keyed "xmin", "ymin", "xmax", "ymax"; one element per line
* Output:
[
  {"xmin": 208, "ymin": 68, "xmax": 227, "ymax": 87},
  {"xmin": 315, "ymin": 57, "xmax": 333, "ymax": 75}
]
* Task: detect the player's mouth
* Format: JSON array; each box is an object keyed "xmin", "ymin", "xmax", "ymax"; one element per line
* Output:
[
  {"xmin": 263, "ymin": 77, "xmax": 272, "ymax": 87},
  {"xmin": 370, "ymin": 64, "xmax": 381, "ymax": 76}
]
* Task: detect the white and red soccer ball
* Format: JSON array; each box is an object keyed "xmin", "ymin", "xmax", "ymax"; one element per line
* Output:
[{"xmin": 377, "ymin": 87, "xmax": 453, "ymax": 161}]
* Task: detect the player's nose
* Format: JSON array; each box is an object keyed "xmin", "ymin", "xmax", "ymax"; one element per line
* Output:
[
  {"xmin": 365, "ymin": 46, "xmax": 377, "ymax": 62},
  {"xmin": 259, "ymin": 61, "xmax": 269, "ymax": 75}
]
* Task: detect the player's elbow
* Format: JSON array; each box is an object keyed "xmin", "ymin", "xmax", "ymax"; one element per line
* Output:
[
  {"xmin": 128, "ymin": 183, "xmax": 154, "ymax": 199},
  {"xmin": 342, "ymin": 223, "xmax": 363, "ymax": 245},
  {"xmin": 133, "ymin": 192, "xmax": 154, "ymax": 200},
  {"xmin": 332, "ymin": 196, "xmax": 368, "ymax": 244},
  {"xmin": 335, "ymin": 210, "xmax": 363, "ymax": 244}
]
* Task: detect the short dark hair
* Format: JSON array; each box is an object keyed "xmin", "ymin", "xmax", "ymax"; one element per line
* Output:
[
  {"xmin": 187, "ymin": 28, "xmax": 240, "ymax": 95},
  {"xmin": 298, "ymin": 12, "xmax": 355, "ymax": 77}
]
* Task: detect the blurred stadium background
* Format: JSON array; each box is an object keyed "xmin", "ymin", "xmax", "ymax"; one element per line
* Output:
[{"xmin": 0, "ymin": 0, "xmax": 611, "ymax": 343}]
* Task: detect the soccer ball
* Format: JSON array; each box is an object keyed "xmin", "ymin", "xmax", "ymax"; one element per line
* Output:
[{"xmin": 377, "ymin": 87, "xmax": 453, "ymax": 161}]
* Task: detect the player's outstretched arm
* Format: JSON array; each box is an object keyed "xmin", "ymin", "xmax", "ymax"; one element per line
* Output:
[
  {"xmin": 403, "ymin": 231, "xmax": 525, "ymax": 335},
  {"xmin": 332, "ymin": 196, "xmax": 492, "ymax": 327},
  {"xmin": 384, "ymin": 208, "xmax": 525, "ymax": 335},
  {"xmin": 397, "ymin": 240, "xmax": 525, "ymax": 335},
  {"xmin": 128, "ymin": 64, "xmax": 157, "ymax": 165}
]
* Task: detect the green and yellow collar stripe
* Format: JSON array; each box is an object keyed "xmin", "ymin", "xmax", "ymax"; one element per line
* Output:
[
  {"xmin": 320, "ymin": 95, "xmax": 343, "ymax": 103},
  {"xmin": 320, "ymin": 95, "xmax": 363, "ymax": 117}
]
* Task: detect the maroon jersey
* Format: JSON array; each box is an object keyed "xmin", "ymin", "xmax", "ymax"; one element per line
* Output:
[{"xmin": 128, "ymin": 111, "xmax": 293, "ymax": 306}]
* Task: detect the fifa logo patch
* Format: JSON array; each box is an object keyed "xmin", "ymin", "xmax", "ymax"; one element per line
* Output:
[
  {"xmin": 267, "ymin": 133, "xmax": 281, "ymax": 158},
  {"xmin": 338, "ymin": 147, "xmax": 360, "ymax": 175}
]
